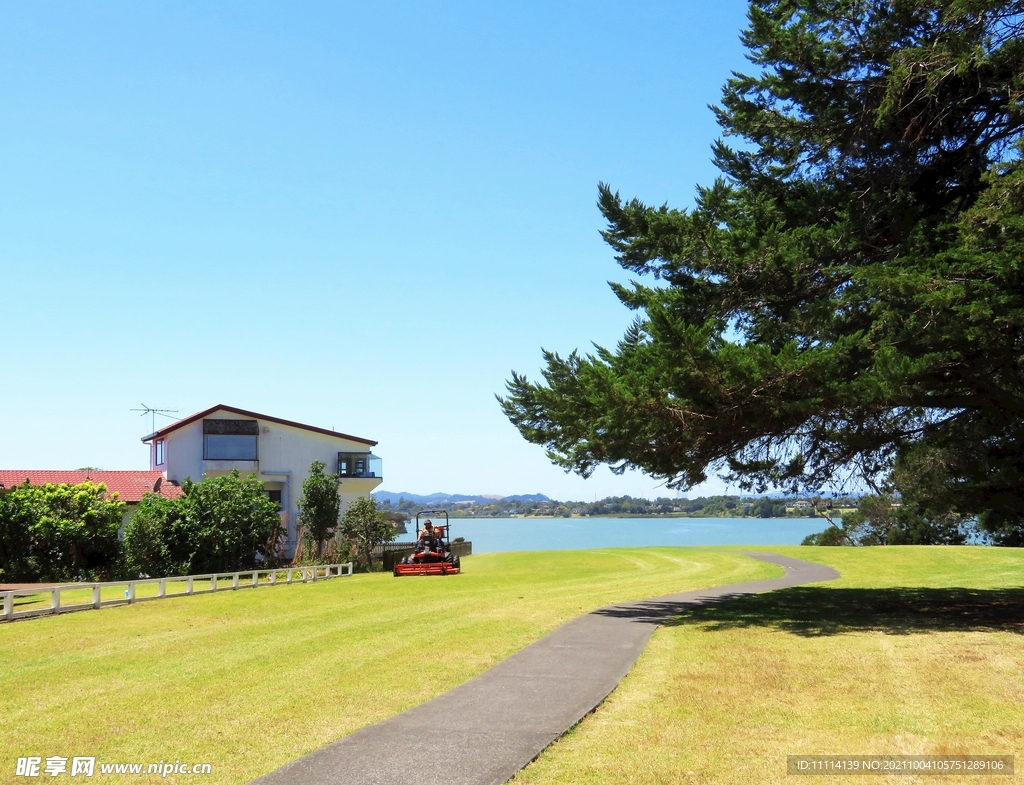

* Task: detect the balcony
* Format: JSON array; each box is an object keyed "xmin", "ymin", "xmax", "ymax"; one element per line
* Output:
[{"xmin": 338, "ymin": 452, "xmax": 382, "ymax": 479}]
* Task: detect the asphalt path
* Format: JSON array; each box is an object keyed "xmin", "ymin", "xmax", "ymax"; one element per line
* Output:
[{"xmin": 251, "ymin": 552, "xmax": 839, "ymax": 785}]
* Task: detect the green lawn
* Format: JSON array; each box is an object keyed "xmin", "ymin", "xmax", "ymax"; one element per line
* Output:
[
  {"xmin": 515, "ymin": 546, "xmax": 1024, "ymax": 785},
  {"xmin": 1, "ymin": 548, "xmax": 774, "ymax": 784},
  {"xmin": 7, "ymin": 546, "xmax": 1019, "ymax": 785}
]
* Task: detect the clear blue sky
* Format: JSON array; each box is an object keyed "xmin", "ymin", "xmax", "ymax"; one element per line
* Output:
[{"xmin": 1, "ymin": 1, "xmax": 753, "ymax": 501}]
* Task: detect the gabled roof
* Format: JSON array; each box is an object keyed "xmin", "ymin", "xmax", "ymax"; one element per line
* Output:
[
  {"xmin": 0, "ymin": 471, "xmax": 183, "ymax": 503},
  {"xmin": 141, "ymin": 404, "xmax": 377, "ymax": 446}
]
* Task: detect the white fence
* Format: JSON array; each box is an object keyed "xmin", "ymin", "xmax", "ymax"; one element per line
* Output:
[{"xmin": 1, "ymin": 563, "xmax": 354, "ymax": 623}]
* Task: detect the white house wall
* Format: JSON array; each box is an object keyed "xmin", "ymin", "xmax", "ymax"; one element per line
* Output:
[
  {"xmin": 150, "ymin": 409, "xmax": 381, "ymax": 556},
  {"xmin": 152, "ymin": 420, "xmax": 204, "ymax": 482}
]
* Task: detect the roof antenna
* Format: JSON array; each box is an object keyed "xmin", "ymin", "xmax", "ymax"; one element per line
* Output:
[{"xmin": 130, "ymin": 404, "xmax": 179, "ymax": 436}]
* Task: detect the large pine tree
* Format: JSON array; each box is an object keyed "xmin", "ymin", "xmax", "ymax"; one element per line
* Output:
[{"xmin": 501, "ymin": 0, "xmax": 1024, "ymax": 543}]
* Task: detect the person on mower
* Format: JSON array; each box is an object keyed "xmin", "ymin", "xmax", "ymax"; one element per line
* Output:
[
  {"xmin": 417, "ymin": 521, "xmax": 440, "ymax": 550},
  {"xmin": 422, "ymin": 521, "xmax": 455, "ymax": 563},
  {"xmin": 403, "ymin": 521, "xmax": 444, "ymax": 564}
]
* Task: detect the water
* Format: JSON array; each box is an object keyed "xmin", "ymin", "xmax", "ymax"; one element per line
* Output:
[{"xmin": 433, "ymin": 516, "xmax": 826, "ymax": 554}]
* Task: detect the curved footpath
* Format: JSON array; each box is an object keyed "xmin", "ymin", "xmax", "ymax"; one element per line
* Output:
[{"xmin": 252, "ymin": 553, "xmax": 839, "ymax": 785}]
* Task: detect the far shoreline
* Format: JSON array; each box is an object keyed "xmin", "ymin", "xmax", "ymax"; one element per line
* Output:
[{"xmin": 446, "ymin": 513, "xmax": 835, "ymax": 520}]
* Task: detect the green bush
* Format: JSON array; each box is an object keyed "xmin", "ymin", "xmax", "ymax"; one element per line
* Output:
[
  {"xmin": 0, "ymin": 481, "xmax": 124, "ymax": 582},
  {"xmin": 801, "ymin": 525, "xmax": 852, "ymax": 546},
  {"xmin": 0, "ymin": 486, "xmax": 39, "ymax": 582},
  {"xmin": 801, "ymin": 495, "xmax": 983, "ymax": 546},
  {"xmin": 296, "ymin": 461, "xmax": 340, "ymax": 559},
  {"xmin": 120, "ymin": 471, "xmax": 282, "ymax": 577},
  {"xmin": 340, "ymin": 496, "xmax": 395, "ymax": 572},
  {"xmin": 119, "ymin": 494, "xmax": 177, "ymax": 578}
]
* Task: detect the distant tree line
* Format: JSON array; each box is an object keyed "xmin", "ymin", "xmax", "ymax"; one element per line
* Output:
[{"xmin": 376, "ymin": 494, "xmax": 860, "ymax": 519}]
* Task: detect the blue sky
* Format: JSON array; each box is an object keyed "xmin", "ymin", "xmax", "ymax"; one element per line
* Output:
[{"xmin": 1, "ymin": 1, "xmax": 753, "ymax": 500}]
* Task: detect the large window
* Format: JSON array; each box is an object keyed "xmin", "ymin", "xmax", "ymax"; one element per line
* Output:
[
  {"xmin": 155, "ymin": 439, "xmax": 165, "ymax": 466},
  {"xmin": 338, "ymin": 452, "xmax": 373, "ymax": 477},
  {"xmin": 204, "ymin": 419, "xmax": 258, "ymax": 460}
]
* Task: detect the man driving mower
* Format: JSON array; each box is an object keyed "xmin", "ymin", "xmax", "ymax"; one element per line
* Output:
[
  {"xmin": 394, "ymin": 510, "xmax": 462, "ymax": 575},
  {"xmin": 400, "ymin": 520, "xmax": 452, "ymax": 565}
]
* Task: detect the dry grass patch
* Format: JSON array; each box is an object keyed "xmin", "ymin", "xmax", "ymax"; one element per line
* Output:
[{"xmin": 515, "ymin": 547, "xmax": 1024, "ymax": 785}]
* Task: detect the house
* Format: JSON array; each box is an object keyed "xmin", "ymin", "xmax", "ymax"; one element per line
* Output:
[
  {"xmin": 0, "ymin": 470, "xmax": 184, "ymax": 530},
  {"xmin": 142, "ymin": 404, "xmax": 382, "ymax": 556}
]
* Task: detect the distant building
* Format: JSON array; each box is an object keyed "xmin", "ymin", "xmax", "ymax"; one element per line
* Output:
[{"xmin": 142, "ymin": 404, "xmax": 382, "ymax": 557}]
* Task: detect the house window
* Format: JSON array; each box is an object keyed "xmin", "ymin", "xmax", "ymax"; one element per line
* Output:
[
  {"xmin": 203, "ymin": 419, "xmax": 258, "ymax": 460},
  {"xmin": 155, "ymin": 439, "xmax": 165, "ymax": 466},
  {"xmin": 338, "ymin": 452, "xmax": 370, "ymax": 477},
  {"xmin": 267, "ymin": 490, "xmax": 282, "ymax": 510}
]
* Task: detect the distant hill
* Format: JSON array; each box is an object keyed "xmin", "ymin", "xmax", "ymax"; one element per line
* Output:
[{"xmin": 373, "ymin": 491, "xmax": 552, "ymax": 506}]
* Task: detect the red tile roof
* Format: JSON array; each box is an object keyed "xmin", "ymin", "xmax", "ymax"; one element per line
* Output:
[
  {"xmin": 0, "ymin": 471, "xmax": 183, "ymax": 503},
  {"xmin": 141, "ymin": 404, "xmax": 376, "ymax": 446}
]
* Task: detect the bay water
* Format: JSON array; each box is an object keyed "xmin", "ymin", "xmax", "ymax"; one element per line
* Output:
[{"xmin": 431, "ymin": 516, "xmax": 826, "ymax": 554}]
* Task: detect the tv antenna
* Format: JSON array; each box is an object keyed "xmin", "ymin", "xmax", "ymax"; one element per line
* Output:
[{"xmin": 130, "ymin": 404, "xmax": 179, "ymax": 436}]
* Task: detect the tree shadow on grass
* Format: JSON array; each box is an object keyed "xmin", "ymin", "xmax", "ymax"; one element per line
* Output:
[{"xmin": 657, "ymin": 587, "xmax": 1024, "ymax": 637}]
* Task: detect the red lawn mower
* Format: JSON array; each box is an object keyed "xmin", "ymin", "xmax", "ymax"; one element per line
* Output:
[{"xmin": 393, "ymin": 509, "xmax": 461, "ymax": 576}]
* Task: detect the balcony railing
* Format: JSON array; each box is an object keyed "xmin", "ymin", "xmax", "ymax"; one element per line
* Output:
[{"xmin": 338, "ymin": 452, "xmax": 382, "ymax": 479}]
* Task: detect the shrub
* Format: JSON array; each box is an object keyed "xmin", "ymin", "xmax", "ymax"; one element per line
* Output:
[
  {"xmin": 340, "ymin": 497, "xmax": 395, "ymax": 572},
  {"xmin": 0, "ymin": 481, "xmax": 123, "ymax": 582},
  {"xmin": 296, "ymin": 461, "xmax": 340, "ymax": 559},
  {"xmin": 120, "ymin": 471, "xmax": 281, "ymax": 577},
  {"xmin": 119, "ymin": 494, "xmax": 177, "ymax": 577},
  {"xmin": 0, "ymin": 485, "xmax": 37, "ymax": 582}
]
